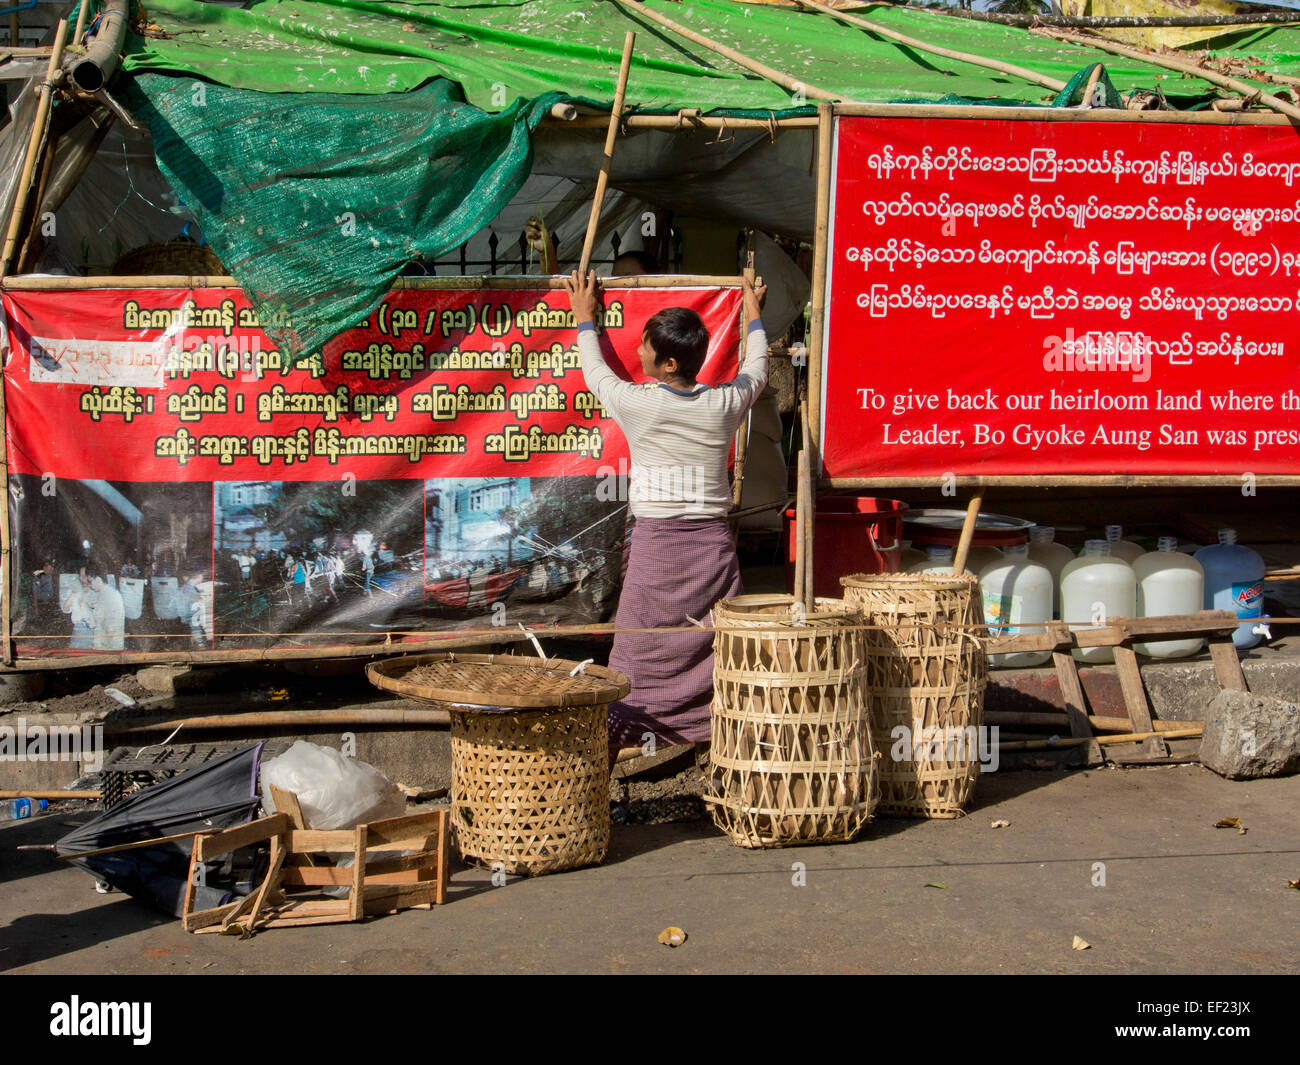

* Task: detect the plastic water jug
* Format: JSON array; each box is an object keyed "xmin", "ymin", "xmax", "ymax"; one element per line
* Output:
[
  {"xmin": 965, "ymin": 545, "xmax": 1005, "ymax": 575},
  {"xmin": 1103, "ymin": 524, "xmax": 1145, "ymax": 564},
  {"xmin": 907, "ymin": 545, "xmax": 974, "ymax": 576},
  {"xmin": 1133, "ymin": 536, "xmax": 1205, "ymax": 659},
  {"xmin": 980, "ymin": 543, "xmax": 1053, "ymax": 668},
  {"xmin": 1061, "ymin": 540, "xmax": 1136, "ymax": 664},
  {"xmin": 1194, "ymin": 528, "xmax": 1266, "ymax": 650},
  {"xmin": 1027, "ymin": 526, "xmax": 1074, "ymax": 617}
]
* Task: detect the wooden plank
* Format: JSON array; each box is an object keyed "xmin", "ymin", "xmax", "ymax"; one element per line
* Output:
[
  {"xmin": 181, "ymin": 836, "xmax": 201, "ymax": 928},
  {"xmin": 1112, "ymin": 644, "xmax": 1168, "ymax": 757},
  {"xmin": 241, "ymin": 832, "xmax": 287, "ymax": 933},
  {"xmin": 435, "ymin": 810, "xmax": 450, "ymax": 905},
  {"xmin": 287, "ymin": 829, "xmax": 357, "ymax": 853},
  {"xmin": 348, "ymin": 824, "xmax": 367, "ymax": 922},
  {"xmin": 270, "ymin": 784, "xmax": 316, "ymax": 868},
  {"xmin": 184, "ymin": 899, "xmax": 245, "ymax": 934},
  {"xmin": 195, "ymin": 813, "xmax": 290, "ymax": 862},
  {"xmin": 362, "ymin": 811, "xmax": 444, "ymax": 845},
  {"xmin": 1209, "ymin": 637, "xmax": 1249, "ymax": 692}
]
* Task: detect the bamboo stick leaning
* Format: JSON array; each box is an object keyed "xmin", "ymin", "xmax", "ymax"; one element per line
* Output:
[
  {"xmin": 615, "ymin": 0, "xmax": 842, "ymax": 102},
  {"xmin": 793, "ymin": 0, "xmax": 1067, "ymax": 93},
  {"xmin": 579, "ymin": 31, "xmax": 637, "ymax": 277},
  {"xmin": 1031, "ymin": 26, "xmax": 1300, "ymax": 123}
]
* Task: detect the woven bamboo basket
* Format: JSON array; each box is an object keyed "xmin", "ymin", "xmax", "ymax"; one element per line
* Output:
[
  {"xmin": 705, "ymin": 594, "xmax": 878, "ymax": 848},
  {"xmin": 111, "ymin": 240, "xmax": 226, "ymax": 277},
  {"xmin": 839, "ymin": 573, "xmax": 988, "ymax": 819},
  {"xmin": 367, "ymin": 653, "xmax": 629, "ymax": 876}
]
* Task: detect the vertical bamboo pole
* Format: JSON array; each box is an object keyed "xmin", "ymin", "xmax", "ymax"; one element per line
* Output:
[
  {"xmin": 1, "ymin": 20, "xmax": 68, "ymax": 275},
  {"xmin": 73, "ymin": 0, "xmax": 91, "ymax": 46},
  {"xmin": 0, "ymin": 20, "xmax": 66, "ymax": 666},
  {"xmin": 802, "ymin": 102, "xmax": 835, "ymax": 609},
  {"xmin": 731, "ymin": 254, "xmax": 757, "ymax": 527},
  {"xmin": 951, "ymin": 490, "xmax": 985, "ymax": 576},
  {"xmin": 794, "ymin": 400, "xmax": 809, "ymax": 604},
  {"xmin": 578, "ymin": 32, "xmax": 636, "ymax": 277}
]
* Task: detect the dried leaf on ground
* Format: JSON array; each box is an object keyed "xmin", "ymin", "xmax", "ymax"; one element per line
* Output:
[
  {"xmin": 924, "ymin": 882, "xmax": 947, "ymax": 890},
  {"xmin": 657, "ymin": 926, "xmax": 687, "ymax": 948},
  {"xmin": 1072, "ymin": 935, "xmax": 1091, "ymax": 951},
  {"xmin": 990, "ymin": 819, "xmax": 1010, "ymax": 829},
  {"xmin": 1213, "ymin": 817, "xmax": 1241, "ymax": 829}
]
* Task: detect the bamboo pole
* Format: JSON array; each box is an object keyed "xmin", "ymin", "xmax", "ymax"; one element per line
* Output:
[
  {"xmin": 950, "ymin": 490, "xmax": 984, "ymax": 576},
  {"xmin": 985, "ymin": 710, "xmax": 1202, "ymax": 734},
  {"xmin": 796, "ymin": 402, "xmax": 811, "ymax": 607},
  {"xmin": 1031, "ymin": 26, "xmax": 1300, "ymax": 123},
  {"xmin": 103, "ymin": 707, "xmax": 453, "ymax": 736},
  {"xmin": 579, "ymin": 31, "xmax": 636, "ymax": 278},
  {"xmin": 615, "ymin": 0, "xmax": 842, "ymax": 103},
  {"xmin": 997, "ymin": 726, "xmax": 1202, "ymax": 751},
  {"xmin": 802, "ymin": 101, "xmax": 834, "ymax": 609},
  {"xmin": 548, "ymin": 114, "xmax": 818, "ymax": 130},
  {"xmin": 0, "ymin": 788, "xmax": 100, "ymax": 800},
  {"xmin": 824, "ymin": 475, "xmax": 1300, "ymax": 488},
  {"xmin": 731, "ymin": 257, "xmax": 757, "ymax": 528},
  {"xmin": 792, "ymin": 0, "xmax": 1066, "ymax": 93},
  {"xmin": 1, "ymin": 19, "xmax": 68, "ymax": 275},
  {"xmin": 0, "ymin": 273, "xmax": 749, "ymax": 291},
  {"xmin": 73, "ymin": 0, "xmax": 91, "ymax": 46}
]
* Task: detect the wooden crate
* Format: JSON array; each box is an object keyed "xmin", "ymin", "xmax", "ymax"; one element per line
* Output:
[{"xmin": 181, "ymin": 805, "xmax": 451, "ymax": 935}]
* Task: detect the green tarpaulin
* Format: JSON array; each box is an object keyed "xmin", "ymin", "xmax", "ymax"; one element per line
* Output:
[{"xmin": 115, "ymin": 0, "xmax": 1300, "ymax": 355}]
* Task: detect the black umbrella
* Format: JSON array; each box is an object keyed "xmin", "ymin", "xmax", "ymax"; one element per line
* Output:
[{"xmin": 55, "ymin": 743, "xmax": 265, "ymax": 918}]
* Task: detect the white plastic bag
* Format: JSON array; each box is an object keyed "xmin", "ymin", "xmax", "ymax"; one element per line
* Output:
[{"xmin": 261, "ymin": 741, "xmax": 406, "ymax": 830}]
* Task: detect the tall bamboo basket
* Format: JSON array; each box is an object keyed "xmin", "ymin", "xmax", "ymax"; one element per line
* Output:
[
  {"xmin": 839, "ymin": 573, "xmax": 987, "ymax": 819},
  {"xmin": 367, "ymin": 653, "xmax": 629, "ymax": 876},
  {"xmin": 705, "ymin": 594, "xmax": 877, "ymax": 848}
]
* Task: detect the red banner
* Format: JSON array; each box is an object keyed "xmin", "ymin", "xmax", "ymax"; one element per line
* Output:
[
  {"xmin": 822, "ymin": 116, "xmax": 1300, "ymax": 479},
  {"xmin": 4, "ymin": 286, "xmax": 742, "ymax": 481},
  {"xmin": 2, "ymin": 285, "xmax": 742, "ymax": 657}
]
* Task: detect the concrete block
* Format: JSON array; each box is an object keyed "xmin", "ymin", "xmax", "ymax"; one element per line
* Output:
[{"xmin": 1200, "ymin": 689, "xmax": 1300, "ymax": 780}]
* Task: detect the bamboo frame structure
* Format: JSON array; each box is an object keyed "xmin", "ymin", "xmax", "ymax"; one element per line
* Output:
[
  {"xmin": 615, "ymin": 0, "xmax": 842, "ymax": 103},
  {"xmin": 792, "ymin": 0, "xmax": 1067, "ymax": 93},
  {"xmin": 1030, "ymin": 26, "xmax": 1300, "ymax": 123},
  {"xmin": 579, "ymin": 31, "xmax": 636, "ymax": 277}
]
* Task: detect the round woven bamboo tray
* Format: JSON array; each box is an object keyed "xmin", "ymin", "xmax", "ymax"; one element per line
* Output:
[
  {"xmin": 111, "ymin": 240, "xmax": 226, "ymax": 277},
  {"xmin": 367, "ymin": 653, "xmax": 629, "ymax": 876},
  {"xmin": 839, "ymin": 573, "xmax": 988, "ymax": 819},
  {"xmin": 705, "ymin": 594, "xmax": 878, "ymax": 848}
]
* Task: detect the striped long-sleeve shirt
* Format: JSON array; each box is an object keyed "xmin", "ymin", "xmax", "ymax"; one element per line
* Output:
[{"xmin": 577, "ymin": 319, "xmax": 768, "ymax": 520}]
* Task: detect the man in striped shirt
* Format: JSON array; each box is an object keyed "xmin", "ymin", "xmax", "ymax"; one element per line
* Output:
[{"xmin": 565, "ymin": 269, "xmax": 767, "ymax": 763}]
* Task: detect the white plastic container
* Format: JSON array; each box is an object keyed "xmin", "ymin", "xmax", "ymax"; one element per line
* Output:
[
  {"xmin": 1061, "ymin": 540, "xmax": 1136, "ymax": 664},
  {"xmin": 1027, "ymin": 526, "xmax": 1074, "ymax": 617},
  {"xmin": 1195, "ymin": 528, "xmax": 1267, "ymax": 650},
  {"xmin": 980, "ymin": 543, "xmax": 1053, "ymax": 668},
  {"xmin": 1133, "ymin": 536, "xmax": 1205, "ymax": 659},
  {"xmin": 965, "ymin": 545, "xmax": 1005, "ymax": 575},
  {"xmin": 907, "ymin": 545, "xmax": 975, "ymax": 576},
  {"xmin": 1103, "ymin": 523, "xmax": 1145, "ymax": 564}
]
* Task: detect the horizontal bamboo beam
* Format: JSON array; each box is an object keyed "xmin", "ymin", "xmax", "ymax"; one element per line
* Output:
[
  {"xmin": 102, "ymin": 707, "xmax": 452, "ymax": 735},
  {"xmin": 985, "ymin": 710, "xmax": 1201, "ymax": 733},
  {"xmin": 937, "ymin": 8, "xmax": 1300, "ymax": 27},
  {"xmin": 793, "ymin": 0, "xmax": 1066, "ymax": 93},
  {"xmin": 830, "ymin": 101, "xmax": 1291, "ymax": 126},
  {"xmin": 544, "ymin": 114, "xmax": 817, "ymax": 130},
  {"xmin": 0, "ymin": 274, "xmax": 746, "ymax": 291},
  {"xmin": 0, "ymin": 788, "xmax": 100, "ymax": 800},
  {"xmin": 825, "ymin": 475, "xmax": 1300, "ymax": 487},
  {"xmin": 999, "ymin": 726, "xmax": 1202, "ymax": 751}
]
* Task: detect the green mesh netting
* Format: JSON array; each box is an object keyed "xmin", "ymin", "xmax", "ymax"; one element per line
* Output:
[{"xmin": 125, "ymin": 74, "xmax": 563, "ymax": 357}]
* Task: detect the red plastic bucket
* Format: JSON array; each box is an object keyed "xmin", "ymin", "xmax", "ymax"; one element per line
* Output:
[{"xmin": 785, "ymin": 497, "xmax": 909, "ymax": 600}]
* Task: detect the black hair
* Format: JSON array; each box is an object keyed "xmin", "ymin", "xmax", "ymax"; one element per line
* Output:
[
  {"xmin": 613, "ymin": 250, "xmax": 660, "ymax": 274},
  {"xmin": 643, "ymin": 307, "xmax": 709, "ymax": 380}
]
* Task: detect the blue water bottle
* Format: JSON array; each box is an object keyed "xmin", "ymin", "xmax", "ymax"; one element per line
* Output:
[
  {"xmin": 3, "ymin": 797, "xmax": 49, "ymax": 821},
  {"xmin": 1194, "ymin": 528, "xmax": 1266, "ymax": 649}
]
